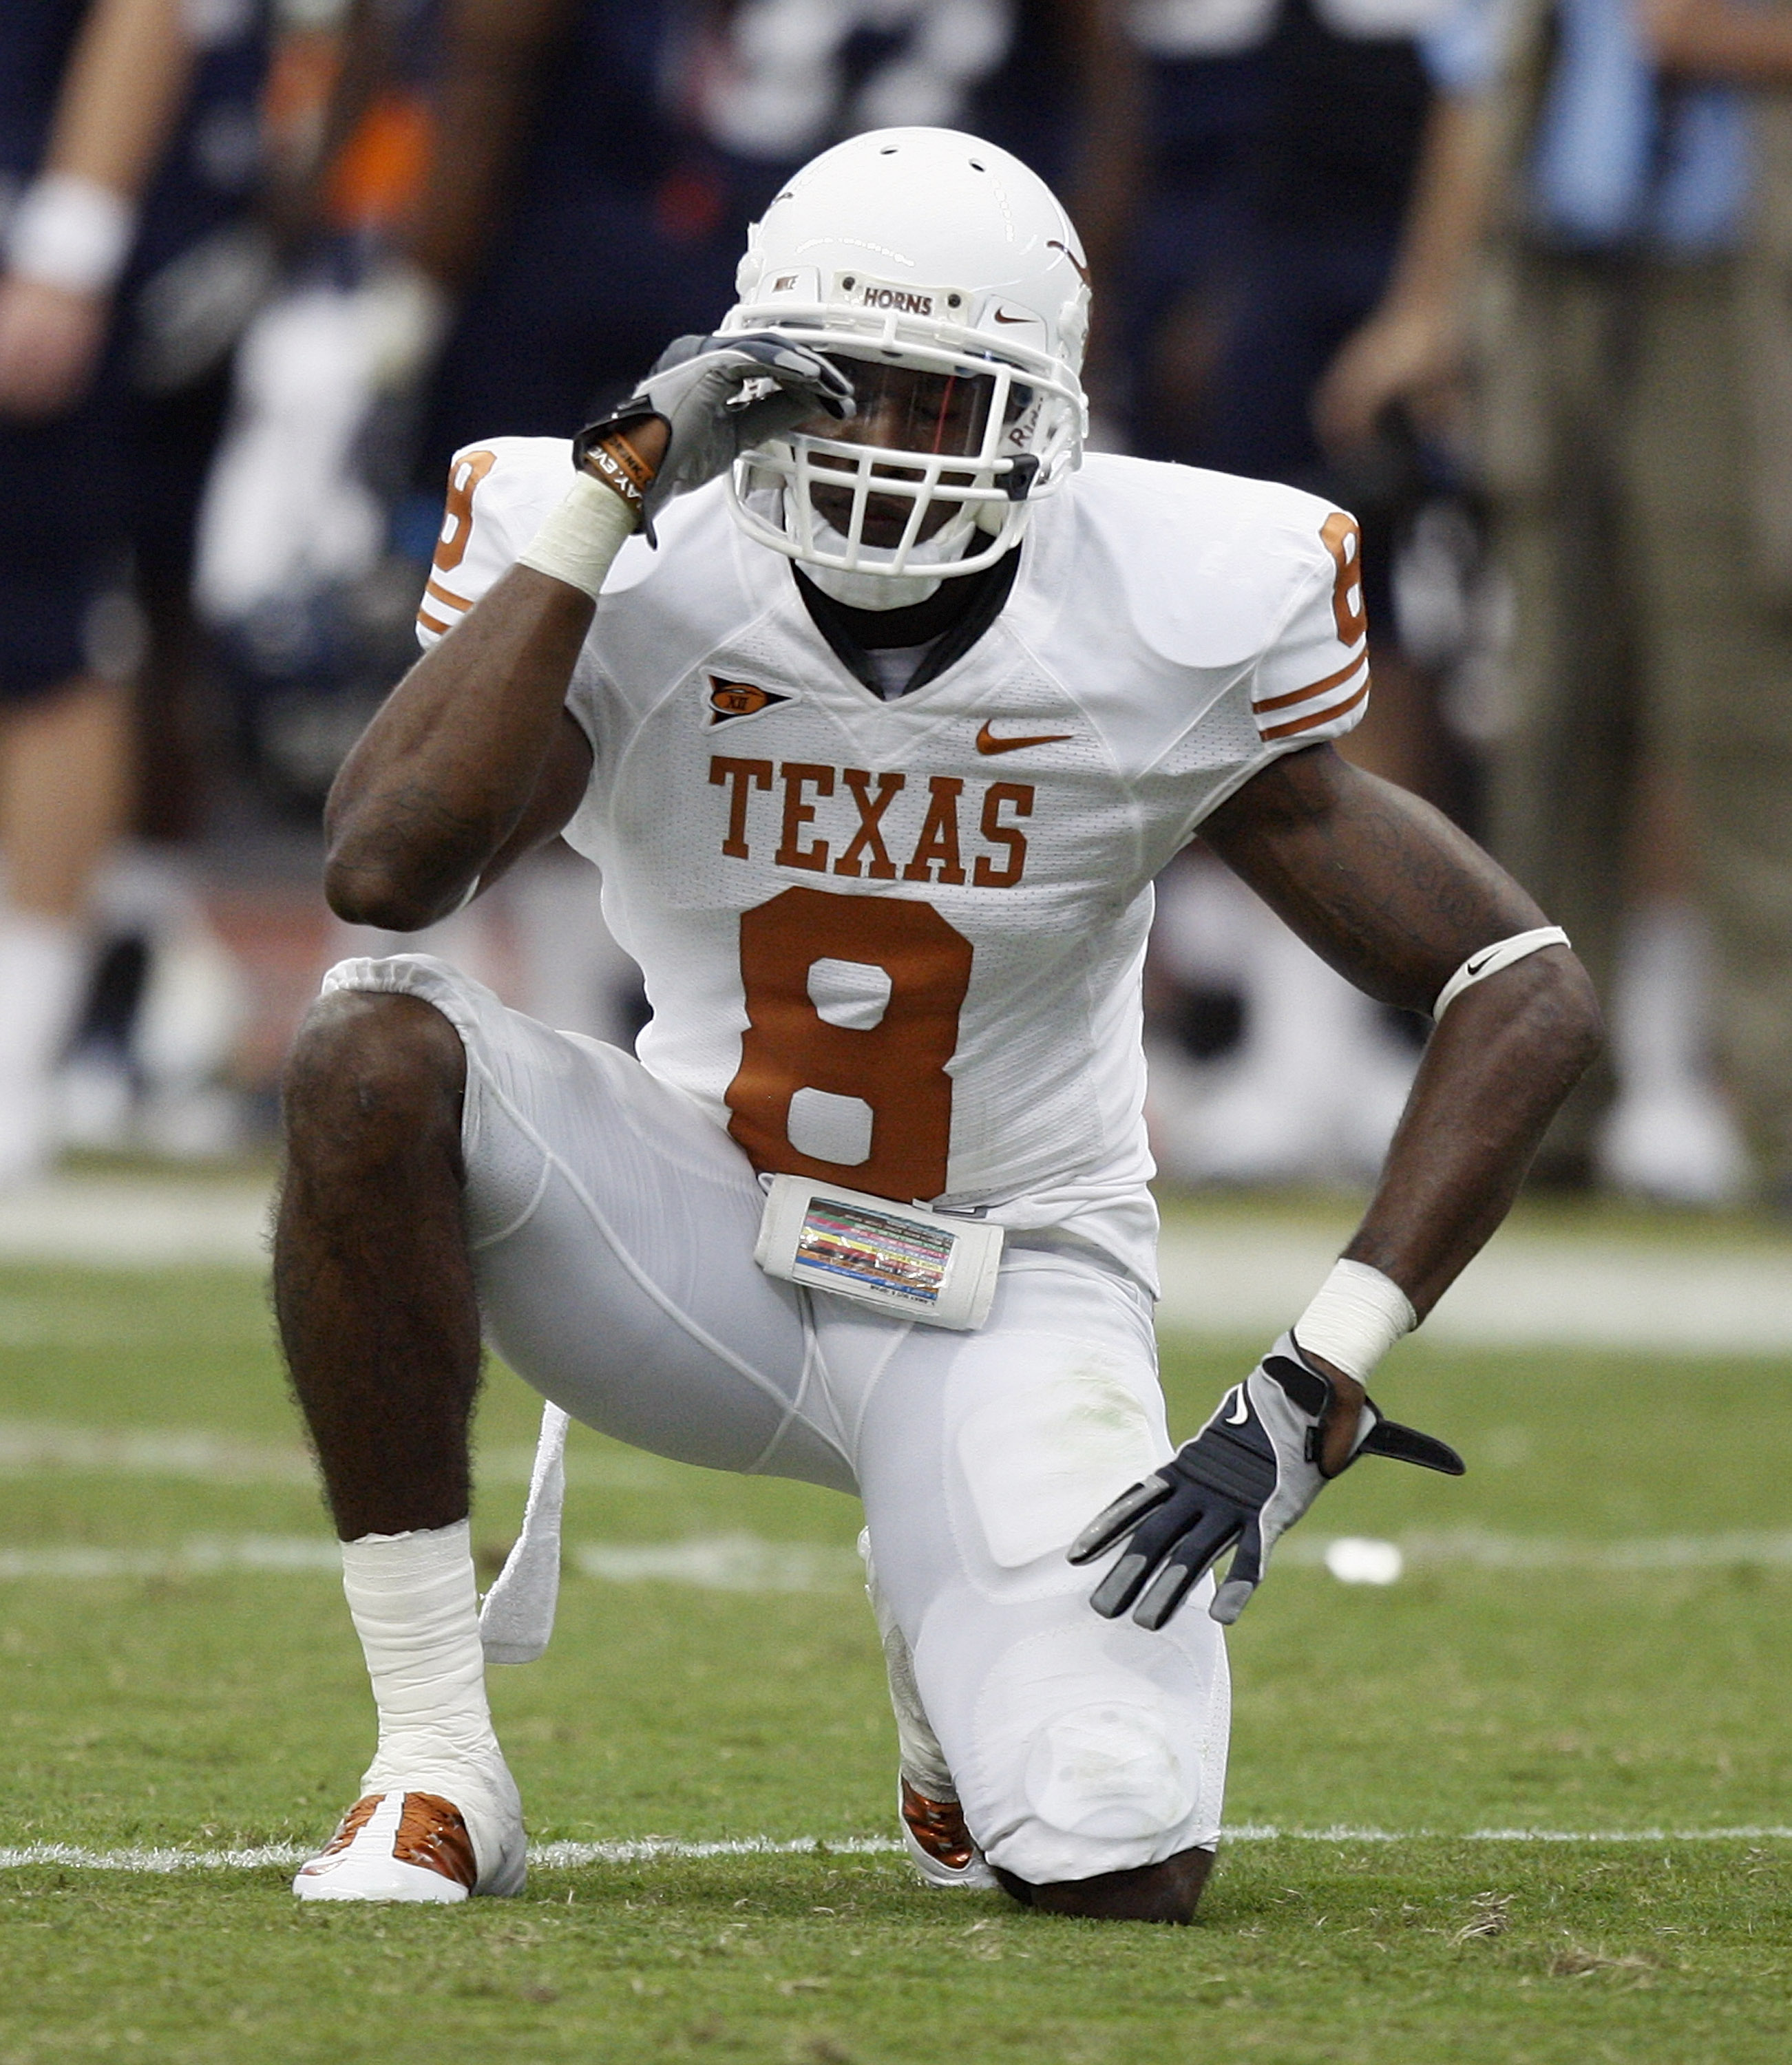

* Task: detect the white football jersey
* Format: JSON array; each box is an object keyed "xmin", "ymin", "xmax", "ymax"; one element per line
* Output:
[{"xmin": 418, "ymin": 443, "xmax": 1371, "ymax": 1289}]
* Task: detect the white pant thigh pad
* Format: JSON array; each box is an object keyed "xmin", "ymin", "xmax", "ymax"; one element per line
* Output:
[
  {"xmin": 319, "ymin": 955, "xmax": 852, "ymax": 1490},
  {"xmin": 849, "ymin": 1253, "xmax": 1231, "ymax": 1885}
]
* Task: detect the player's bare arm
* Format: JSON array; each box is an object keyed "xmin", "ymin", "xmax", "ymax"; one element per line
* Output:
[
  {"xmin": 323, "ymin": 330, "xmax": 856, "ymax": 928},
  {"xmin": 1202, "ymin": 742, "xmax": 1601, "ymax": 1326},
  {"xmin": 321, "ymin": 562, "xmax": 607, "ymax": 930},
  {"xmin": 1073, "ymin": 745, "xmax": 1600, "ymax": 1629}
]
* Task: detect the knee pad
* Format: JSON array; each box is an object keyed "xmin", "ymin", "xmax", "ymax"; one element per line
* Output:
[
  {"xmin": 951, "ymin": 1618, "xmax": 1227, "ymax": 1885},
  {"xmin": 1022, "ymin": 1695, "xmax": 1197, "ymax": 1843}
]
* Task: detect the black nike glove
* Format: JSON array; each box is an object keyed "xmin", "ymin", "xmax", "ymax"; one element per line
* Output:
[
  {"xmin": 1068, "ymin": 1332, "xmax": 1464, "ymax": 1629},
  {"xmin": 573, "ymin": 332, "xmax": 855, "ymax": 540}
]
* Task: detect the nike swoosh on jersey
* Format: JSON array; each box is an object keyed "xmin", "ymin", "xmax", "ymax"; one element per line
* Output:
[
  {"xmin": 1225, "ymin": 1388, "xmax": 1250, "ymax": 1426},
  {"xmin": 975, "ymin": 720, "xmax": 1073, "ymax": 755}
]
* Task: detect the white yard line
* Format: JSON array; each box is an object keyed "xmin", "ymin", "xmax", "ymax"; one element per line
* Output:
[
  {"xmin": 3, "ymin": 1529, "xmax": 1792, "ymax": 1586},
  {"xmin": 3, "ymin": 1176, "xmax": 1792, "ymax": 1354},
  {"xmin": 1276, "ymin": 1528, "xmax": 1792, "ymax": 1571},
  {"xmin": 5, "ymin": 1829, "xmax": 1792, "ymax": 1874},
  {"xmin": 0, "ymin": 1534, "xmax": 861, "ymax": 1588},
  {"xmin": 574, "ymin": 1536, "xmax": 860, "ymax": 1592},
  {"xmin": 0, "ymin": 1421, "xmax": 672, "ymax": 1491},
  {"xmin": 1155, "ymin": 1220, "xmax": 1792, "ymax": 1355},
  {"xmin": 0, "ymin": 1538, "xmax": 344, "ymax": 1579},
  {"xmin": 0, "ymin": 1176, "xmax": 269, "ymax": 1267}
]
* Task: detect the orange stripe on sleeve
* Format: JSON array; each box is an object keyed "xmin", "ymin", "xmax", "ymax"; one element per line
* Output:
[
  {"xmin": 1253, "ymin": 646, "xmax": 1368, "ymax": 714},
  {"xmin": 1260, "ymin": 673, "xmax": 1371, "ymax": 741},
  {"xmin": 417, "ymin": 608, "xmax": 452, "ymax": 635},
  {"xmin": 425, "ymin": 578, "xmax": 472, "ymax": 612}
]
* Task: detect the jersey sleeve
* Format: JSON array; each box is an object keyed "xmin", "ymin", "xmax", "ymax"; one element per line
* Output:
[
  {"xmin": 1247, "ymin": 510, "xmax": 1372, "ymax": 752},
  {"xmin": 414, "ymin": 437, "xmax": 574, "ymax": 648}
]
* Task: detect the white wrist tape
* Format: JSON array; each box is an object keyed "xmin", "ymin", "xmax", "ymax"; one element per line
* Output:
[
  {"xmin": 1292, "ymin": 1259, "xmax": 1416, "ymax": 1383},
  {"xmin": 1433, "ymin": 924, "xmax": 1570, "ymax": 1020},
  {"xmin": 6, "ymin": 173, "xmax": 134, "ymax": 294},
  {"xmin": 515, "ymin": 469, "xmax": 637, "ymax": 600}
]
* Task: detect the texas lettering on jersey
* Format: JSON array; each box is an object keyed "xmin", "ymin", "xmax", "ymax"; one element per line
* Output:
[
  {"xmin": 415, "ymin": 438, "xmax": 1373, "ymax": 1283},
  {"xmin": 709, "ymin": 757, "xmax": 1034, "ymax": 889}
]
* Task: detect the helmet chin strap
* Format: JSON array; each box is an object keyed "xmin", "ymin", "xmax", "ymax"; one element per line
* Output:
[{"xmin": 793, "ymin": 499, "xmax": 978, "ymax": 611}]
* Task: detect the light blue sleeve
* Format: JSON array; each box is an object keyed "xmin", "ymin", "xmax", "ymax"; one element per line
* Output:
[{"xmin": 1417, "ymin": 0, "xmax": 1509, "ymax": 96}]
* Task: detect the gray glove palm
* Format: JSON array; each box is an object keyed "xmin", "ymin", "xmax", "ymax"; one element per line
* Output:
[
  {"xmin": 574, "ymin": 332, "xmax": 854, "ymax": 537},
  {"xmin": 1068, "ymin": 1333, "xmax": 1464, "ymax": 1629}
]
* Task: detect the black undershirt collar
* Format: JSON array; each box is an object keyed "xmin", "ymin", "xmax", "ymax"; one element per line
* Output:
[{"xmin": 793, "ymin": 547, "xmax": 1022, "ymax": 699}]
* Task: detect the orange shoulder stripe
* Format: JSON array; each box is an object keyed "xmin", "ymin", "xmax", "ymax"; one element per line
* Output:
[
  {"xmin": 1260, "ymin": 673, "xmax": 1371, "ymax": 741},
  {"xmin": 1254, "ymin": 645, "xmax": 1368, "ymax": 714}
]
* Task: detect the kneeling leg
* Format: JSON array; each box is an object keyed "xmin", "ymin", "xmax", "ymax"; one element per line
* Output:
[
  {"xmin": 276, "ymin": 988, "xmax": 476, "ymax": 1538},
  {"xmin": 276, "ymin": 987, "xmax": 523, "ymax": 1901}
]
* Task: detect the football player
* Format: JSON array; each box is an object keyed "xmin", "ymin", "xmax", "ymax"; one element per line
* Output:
[{"xmin": 277, "ymin": 127, "xmax": 1599, "ymax": 1921}]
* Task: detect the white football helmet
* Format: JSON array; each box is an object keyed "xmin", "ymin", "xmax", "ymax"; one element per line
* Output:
[{"xmin": 720, "ymin": 127, "xmax": 1090, "ymax": 585}]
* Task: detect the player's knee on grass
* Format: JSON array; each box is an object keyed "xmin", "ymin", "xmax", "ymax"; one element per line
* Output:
[
  {"xmin": 982, "ymin": 1669, "xmax": 1215, "ymax": 1879},
  {"xmin": 993, "ymin": 1842, "xmax": 1216, "ymax": 1923},
  {"xmin": 872, "ymin": 1296, "xmax": 1228, "ymax": 1898},
  {"xmin": 927, "ymin": 1609, "xmax": 1225, "ymax": 1896},
  {"xmin": 283, "ymin": 989, "xmax": 467, "ymax": 1183}
]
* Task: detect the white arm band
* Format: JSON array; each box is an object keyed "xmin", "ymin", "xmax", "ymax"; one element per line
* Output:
[
  {"xmin": 6, "ymin": 173, "xmax": 135, "ymax": 294},
  {"xmin": 514, "ymin": 469, "xmax": 637, "ymax": 601},
  {"xmin": 1432, "ymin": 924, "xmax": 1570, "ymax": 1020},
  {"xmin": 1292, "ymin": 1260, "xmax": 1416, "ymax": 1382}
]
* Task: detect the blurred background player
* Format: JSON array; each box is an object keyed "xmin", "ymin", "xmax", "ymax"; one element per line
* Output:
[
  {"xmin": 0, "ymin": 0, "xmax": 273, "ymax": 1180},
  {"xmin": 0, "ymin": 0, "xmax": 200, "ymax": 1185},
  {"xmin": 1316, "ymin": 0, "xmax": 1791, "ymax": 1203},
  {"xmin": 1122, "ymin": 0, "xmax": 1484, "ymax": 1186}
]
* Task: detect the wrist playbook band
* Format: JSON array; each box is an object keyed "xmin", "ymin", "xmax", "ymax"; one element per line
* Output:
[
  {"xmin": 1292, "ymin": 1259, "xmax": 1416, "ymax": 1383},
  {"xmin": 6, "ymin": 172, "xmax": 134, "ymax": 295},
  {"xmin": 515, "ymin": 468, "xmax": 639, "ymax": 600},
  {"xmin": 1432, "ymin": 924, "xmax": 1570, "ymax": 1020}
]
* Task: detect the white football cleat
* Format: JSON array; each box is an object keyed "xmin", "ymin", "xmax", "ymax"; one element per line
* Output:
[
  {"xmin": 899, "ymin": 1776, "xmax": 998, "ymax": 1891},
  {"xmin": 294, "ymin": 1761, "xmax": 526, "ymax": 1903},
  {"xmin": 294, "ymin": 1791, "xmax": 478, "ymax": 1903}
]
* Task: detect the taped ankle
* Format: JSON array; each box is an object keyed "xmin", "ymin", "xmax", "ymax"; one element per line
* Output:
[{"xmin": 341, "ymin": 1520, "xmax": 498, "ymax": 1777}]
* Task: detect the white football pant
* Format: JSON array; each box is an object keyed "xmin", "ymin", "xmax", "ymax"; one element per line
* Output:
[{"xmin": 321, "ymin": 954, "xmax": 1230, "ymax": 1885}]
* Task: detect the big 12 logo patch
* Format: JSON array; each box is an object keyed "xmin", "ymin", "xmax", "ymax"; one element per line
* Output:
[{"xmin": 708, "ymin": 677, "xmax": 792, "ymax": 725}]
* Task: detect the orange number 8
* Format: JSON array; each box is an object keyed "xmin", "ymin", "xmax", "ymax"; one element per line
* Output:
[
  {"xmin": 435, "ymin": 449, "xmax": 496, "ymax": 576},
  {"xmin": 1321, "ymin": 511, "xmax": 1367, "ymax": 646},
  {"xmin": 726, "ymin": 887, "xmax": 973, "ymax": 1204}
]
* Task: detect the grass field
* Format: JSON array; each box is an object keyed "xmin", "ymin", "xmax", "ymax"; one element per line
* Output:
[{"xmin": 4, "ymin": 1214, "xmax": 1792, "ymax": 2064}]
